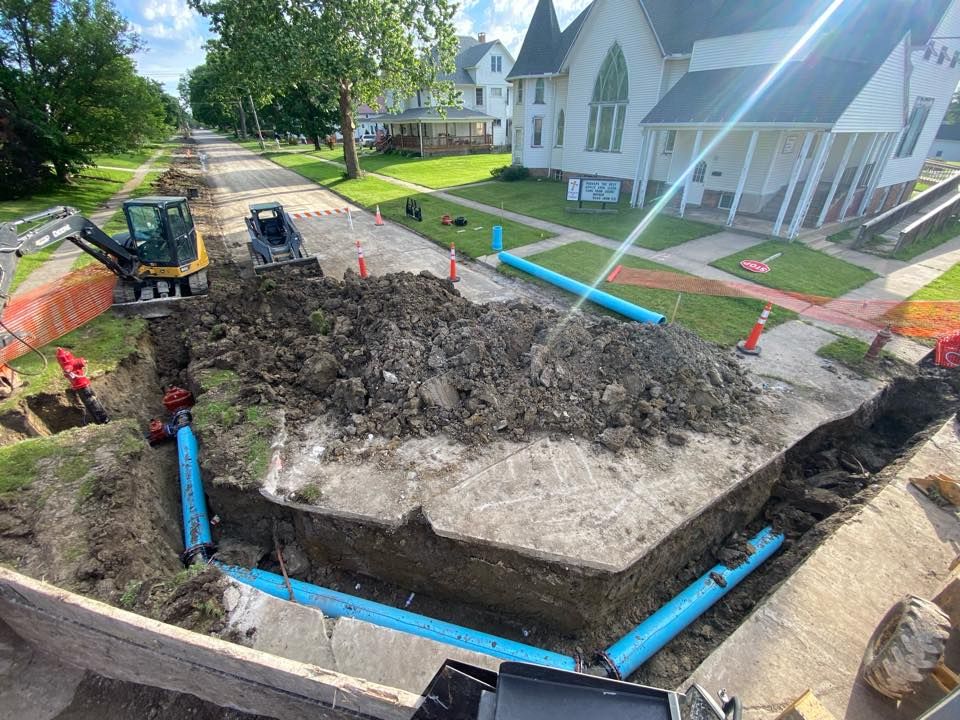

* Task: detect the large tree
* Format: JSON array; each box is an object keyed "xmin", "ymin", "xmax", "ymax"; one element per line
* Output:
[
  {"xmin": 0, "ymin": 0, "xmax": 173, "ymax": 192},
  {"xmin": 190, "ymin": 0, "xmax": 459, "ymax": 177}
]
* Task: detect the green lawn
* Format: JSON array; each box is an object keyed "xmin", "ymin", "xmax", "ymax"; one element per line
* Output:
[
  {"xmin": 450, "ymin": 179, "xmax": 718, "ymax": 250},
  {"xmin": 891, "ymin": 218, "xmax": 960, "ymax": 261},
  {"xmin": 710, "ymin": 239, "xmax": 877, "ymax": 297},
  {"xmin": 0, "ymin": 313, "xmax": 146, "ymax": 413},
  {"xmin": 93, "ymin": 139, "xmax": 177, "ymax": 169},
  {"xmin": 265, "ymin": 152, "xmax": 552, "ymax": 257},
  {"xmin": 502, "ymin": 241, "xmax": 795, "ymax": 345},
  {"xmin": 357, "ymin": 152, "xmax": 510, "ymax": 189},
  {"xmin": 910, "ymin": 261, "xmax": 960, "ymax": 301}
]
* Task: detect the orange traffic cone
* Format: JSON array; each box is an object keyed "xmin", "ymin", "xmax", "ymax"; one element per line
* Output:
[
  {"xmin": 737, "ymin": 301, "xmax": 772, "ymax": 355},
  {"xmin": 356, "ymin": 240, "xmax": 369, "ymax": 279},
  {"xmin": 449, "ymin": 242, "xmax": 460, "ymax": 283},
  {"xmin": 374, "ymin": 205, "xmax": 384, "ymax": 226}
]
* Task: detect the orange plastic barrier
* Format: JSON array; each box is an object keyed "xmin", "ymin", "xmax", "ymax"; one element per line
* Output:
[
  {"xmin": 608, "ymin": 266, "xmax": 960, "ymax": 338},
  {"xmin": 0, "ymin": 266, "xmax": 117, "ymax": 365}
]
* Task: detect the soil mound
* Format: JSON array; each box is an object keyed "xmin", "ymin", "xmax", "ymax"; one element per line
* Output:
[{"xmin": 183, "ymin": 268, "xmax": 760, "ymax": 450}]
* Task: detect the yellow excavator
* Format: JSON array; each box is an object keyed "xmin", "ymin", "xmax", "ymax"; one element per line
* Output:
[{"xmin": 0, "ymin": 197, "xmax": 209, "ymax": 312}]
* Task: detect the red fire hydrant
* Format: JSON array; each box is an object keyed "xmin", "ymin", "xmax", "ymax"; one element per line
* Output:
[{"xmin": 56, "ymin": 347, "xmax": 109, "ymax": 424}]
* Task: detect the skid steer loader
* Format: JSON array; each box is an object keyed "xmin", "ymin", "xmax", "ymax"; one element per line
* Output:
[{"xmin": 244, "ymin": 201, "xmax": 322, "ymax": 275}]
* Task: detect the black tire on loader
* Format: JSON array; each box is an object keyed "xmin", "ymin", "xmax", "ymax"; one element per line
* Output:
[{"xmin": 862, "ymin": 595, "xmax": 951, "ymax": 700}]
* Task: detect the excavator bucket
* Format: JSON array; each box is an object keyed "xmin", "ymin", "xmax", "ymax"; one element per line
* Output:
[{"xmin": 251, "ymin": 254, "xmax": 322, "ymax": 276}]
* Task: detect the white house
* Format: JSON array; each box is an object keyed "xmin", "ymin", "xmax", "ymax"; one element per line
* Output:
[
  {"xmin": 509, "ymin": 0, "xmax": 960, "ymax": 237},
  {"xmin": 380, "ymin": 34, "xmax": 515, "ymax": 155},
  {"xmin": 930, "ymin": 122, "xmax": 960, "ymax": 159}
]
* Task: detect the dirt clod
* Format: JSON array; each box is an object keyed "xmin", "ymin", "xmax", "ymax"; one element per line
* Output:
[{"xmin": 175, "ymin": 268, "xmax": 761, "ymax": 480}]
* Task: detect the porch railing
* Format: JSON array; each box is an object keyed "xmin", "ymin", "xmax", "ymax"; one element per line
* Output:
[
  {"xmin": 854, "ymin": 173, "xmax": 960, "ymax": 248},
  {"xmin": 392, "ymin": 134, "xmax": 493, "ymax": 151}
]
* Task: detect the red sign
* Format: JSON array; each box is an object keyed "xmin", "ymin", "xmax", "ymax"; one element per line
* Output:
[
  {"xmin": 935, "ymin": 331, "xmax": 960, "ymax": 368},
  {"xmin": 740, "ymin": 260, "xmax": 771, "ymax": 273}
]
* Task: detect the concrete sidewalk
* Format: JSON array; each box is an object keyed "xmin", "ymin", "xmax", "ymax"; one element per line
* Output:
[{"xmin": 685, "ymin": 415, "xmax": 960, "ymax": 720}]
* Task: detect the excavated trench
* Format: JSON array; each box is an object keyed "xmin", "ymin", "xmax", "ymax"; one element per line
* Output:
[{"xmin": 143, "ymin": 300, "xmax": 958, "ymax": 683}]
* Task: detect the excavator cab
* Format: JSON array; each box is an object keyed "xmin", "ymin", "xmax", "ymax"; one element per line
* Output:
[{"xmin": 113, "ymin": 196, "xmax": 209, "ymax": 305}]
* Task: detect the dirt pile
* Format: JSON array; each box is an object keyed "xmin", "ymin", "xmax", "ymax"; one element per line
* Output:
[{"xmin": 182, "ymin": 268, "xmax": 762, "ymax": 455}]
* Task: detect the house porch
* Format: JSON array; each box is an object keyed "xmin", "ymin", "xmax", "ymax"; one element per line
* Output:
[
  {"xmin": 385, "ymin": 120, "xmax": 494, "ymax": 157},
  {"xmin": 633, "ymin": 127, "xmax": 906, "ymax": 239}
]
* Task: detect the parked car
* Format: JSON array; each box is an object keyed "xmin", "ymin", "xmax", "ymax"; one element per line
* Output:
[{"xmin": 359, "ymin": 134, "xmax": 377, "ymax": 148}]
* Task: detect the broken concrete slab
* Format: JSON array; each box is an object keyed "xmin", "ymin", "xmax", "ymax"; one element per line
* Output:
[
  {"xmin": 330, "ymin": 617, "xmax": 500, "ymax": 694},
  {"xmin": 222, "ymin": 580, "xmax": 336, "ymax": 670},
  {"xmin": 683, "ymin": 416, "xmax": 960, "ymax": 720}
]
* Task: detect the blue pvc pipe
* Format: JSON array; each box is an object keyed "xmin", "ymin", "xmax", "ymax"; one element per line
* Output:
[
  {"xmin": 498, "ymin": 252, "xmax": 666, "ymax": 325},
  {"xmin": 216, "ymin": 562, "xmax": 578, "ymax": 671},
  {"xmin": 177, "ymin": 424, "xmax": 213, "ymax": 556},
  {"xmin": 492, "ymin": 225, "xmax": 503, "ymax": 251},
  {"xmin": 601, "ymin": 527, "xmax": 784, "ymax": 679}
]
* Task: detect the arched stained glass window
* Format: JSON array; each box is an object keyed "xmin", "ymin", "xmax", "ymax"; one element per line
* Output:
[{"xmin": 587, "ymin": 44, "xmax": 628, "ymax": 152}]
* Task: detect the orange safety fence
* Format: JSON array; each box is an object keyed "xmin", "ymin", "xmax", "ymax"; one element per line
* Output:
[
  {"xmin": 0, "ymin": 266, "xmax": 117, "ymax": 365},
  {"xmin": 607, "ymin": 266, "xmax": 960, "ymax": 338}
]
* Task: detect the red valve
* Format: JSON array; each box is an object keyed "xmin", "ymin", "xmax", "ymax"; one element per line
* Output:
[
  {"xmin": 162, "ymin": 386, "xmax": 194, "ymax": 413},
  {"xmin": 56, "ymin": 347, "xmax": 91, "ymax": 390}
]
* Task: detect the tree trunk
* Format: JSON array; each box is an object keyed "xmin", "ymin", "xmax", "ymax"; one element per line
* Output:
[
  {"xmin": 339, "ymin": 81, "xmax": 360, "ymax": 179},
  {"xmin": 247, "ymin": 93, "xmax": 265, "ymax": 150},
  {"xmin": 237, "ymin": 100, "xmax": 248, "ymax": 139},
  {"xmin": 53, "ymin": 160, "xmax": 71, "ymax": 184}
]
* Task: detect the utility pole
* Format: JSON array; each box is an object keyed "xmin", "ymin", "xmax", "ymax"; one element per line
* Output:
[
  {"xmin": 237, "ymin": 99, "xmax": 248, "ymax": 139},
  {"xmin": 248, "ymin": 93, "xmax": 265, "ymax": 150}
]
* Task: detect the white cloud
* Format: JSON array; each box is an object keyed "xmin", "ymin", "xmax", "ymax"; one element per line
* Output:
[{"xmin": 142, "ymin": 0, "xmax": 197, "ymax": 38}]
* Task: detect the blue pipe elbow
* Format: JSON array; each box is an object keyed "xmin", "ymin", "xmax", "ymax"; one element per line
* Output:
[
  {"xmin": 497, "ymin": 252, "xmax": 666, "ymax": 325},
  {"xmin": 216, "ymin": 562, "xmax": 578, "ymax": 672},
  {"xmin": 177, "ymin": 424, "xmax": 214, "ymax": 561},
  {"xmin": 600, "ymin": 527, "xmax": 784, "ymax": 679}
]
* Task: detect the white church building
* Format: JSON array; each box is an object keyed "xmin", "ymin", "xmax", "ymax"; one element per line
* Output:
[{"xmin": 508, "ymin": 0, "xmax": 960, "ymax": 237}]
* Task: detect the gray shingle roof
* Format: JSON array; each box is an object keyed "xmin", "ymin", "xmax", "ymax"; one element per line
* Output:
[
  {"xmin": 439, "ymin": 36, "xmax": 502, "ymax": 85},
  {"xmin": 507, "ymin": 0, "xmax": 592, "ymax": 79},
  {"xmin": 511, "ymin": 0, "xmax": 952, "ymax": 76},
  {"xmin": 937, "ymin": 123, "xmax": 960, "ymax": 141},
  {"xmin": 375, "ymin": 107, "xmax": 496, "ymax": 122},
  {"xmin": 641, "ymin": 59, "xmax": 878, "ymax": 125}
]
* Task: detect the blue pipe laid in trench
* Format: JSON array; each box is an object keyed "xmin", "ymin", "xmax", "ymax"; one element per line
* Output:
[
  {"xmin": 598, "ymin": 527, "xmax": 785, "ymax": 679},
  {"xmin": 177, "ymin": 423, "xmax": 214, "ymax": 562},
  {"xmin": 172, "ymin": 398, "xmax": 781, "ymax": 677},
  {"xmin": 216, "ymin": 562, "xmax": 579, "ymax": 671},
  {"xmin": 497, "ymin": 251, "xmax": 666, "ymax": 325}
]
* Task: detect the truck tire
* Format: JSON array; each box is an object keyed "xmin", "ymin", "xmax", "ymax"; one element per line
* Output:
[{"xmin": 862, "ymin": 595, "xmax": 951, "ymax": 700}]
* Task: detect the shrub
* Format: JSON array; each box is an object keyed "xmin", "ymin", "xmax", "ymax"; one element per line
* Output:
[{"xmin": 491, "ymin": 165, "xmax": 529, "ymax": 182}]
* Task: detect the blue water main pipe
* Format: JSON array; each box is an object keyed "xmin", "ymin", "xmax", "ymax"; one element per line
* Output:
[
  {"xmin": 176, "ymin": 423, "xmax": 214, "ymax": 562},
  {"xmin": 170, "ymin": 392, "xmax": 780, "ymax": 677},
  {"xmin": 599, "ymin": 527, "xmax": 785, "ymax": 679},
  {"xmin": 216, "ymin": 562, "xmax": 579, "ymax": 671},
  {"xmin": 497, "ymin": 252, "xmax": 666, "ymax": 325}
]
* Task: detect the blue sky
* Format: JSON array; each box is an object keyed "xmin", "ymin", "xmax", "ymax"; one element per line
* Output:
[{"xmin": 115, "ymin": 0, "xmax": 593, "ymax": 97}]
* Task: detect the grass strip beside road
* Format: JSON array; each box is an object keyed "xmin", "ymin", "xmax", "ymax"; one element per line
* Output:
[
  {"xmin": 450, "ymin": 179, "xmax": 719, "ymax": 250},
  {"xmin": 501, "ymin": 240, "xmax": 795, "ymax": 346},
  {"xmin": 909, "ymin": 261, "xmax": 960, "ymax": 302},
  {"xmin": 264, "ymin": 151, "xmax": 552, "ymax": 257},
  {"xmin": 711, "ymin": 239, "xmax": 877, "ymax": 297}
]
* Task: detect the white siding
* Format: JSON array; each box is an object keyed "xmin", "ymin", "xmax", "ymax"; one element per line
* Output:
[
  {"xmin": 763, "ymin": 131, "xmax": 803, "ymax": 194},
  {"xmin": 833, "ymin": 37, "xmax": 907, "ymax": 133},
  {"xmin": 468, "ymin": 41, "xmax": 514, "ymax": 145},
  {"xmin": 548, "ymin": 76, "xmax": 569, "ymax": 172},
  {"xmin": 660, "ymin": 58, "xmax": 689, "ymax": 98},
  {"xmin": 879, "ymin": 0, "xmax": 960, "ymax": 186},
  {"xmin": 519, "ymin": 77, "xmax": 557, "ymax": 170},
  {"xmin": 688, "ymin": 26, "xmax": 811, "ymax": 72},
  {"xmin": 559, "ymin": 0, "xmax": 663, "ymax": 179}
]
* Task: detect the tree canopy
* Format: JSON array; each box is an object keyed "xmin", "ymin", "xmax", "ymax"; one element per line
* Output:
[
  {"xmin": 189, "ymin": 0, "xmax": 459, "ymax": 176},
  {"xmin": 0, "ymin": 0, "xmax": 178, "ymax": 195}
]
